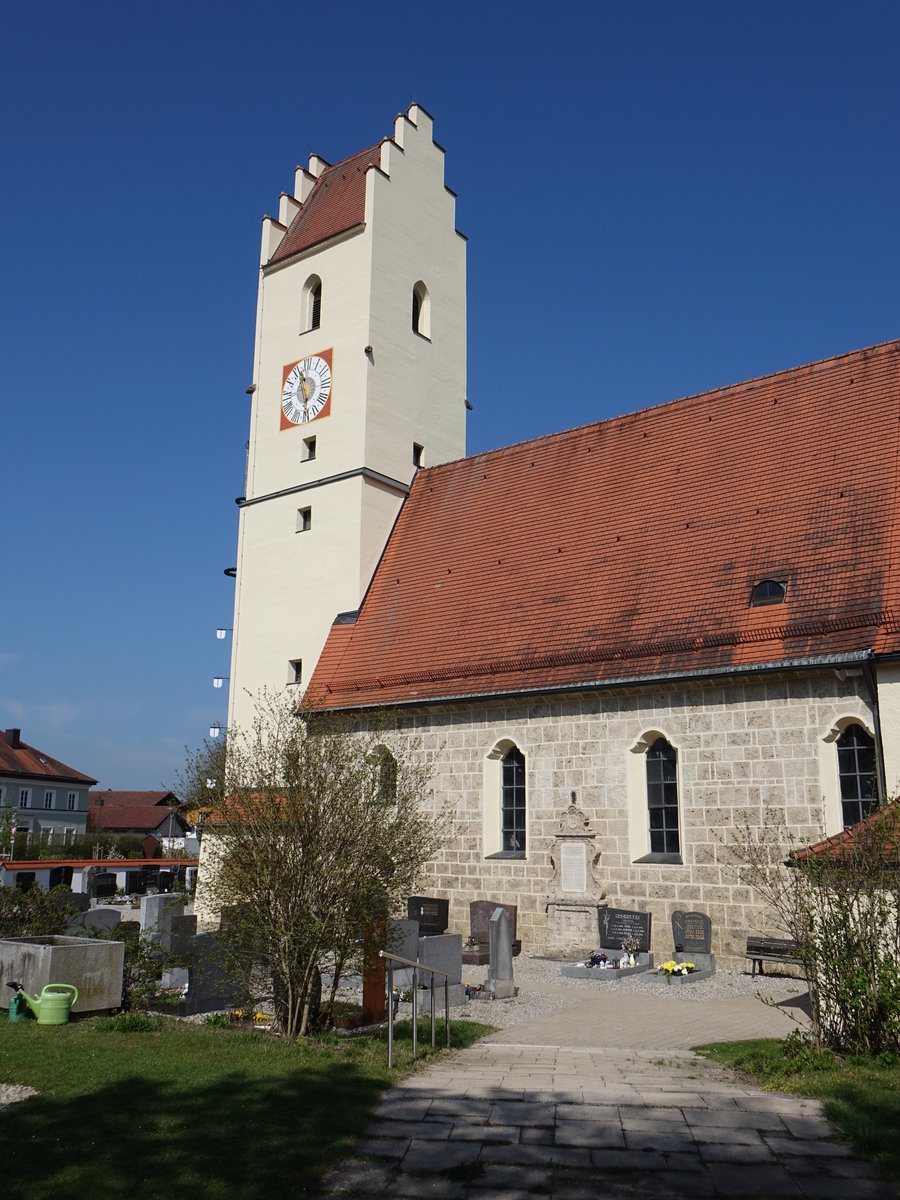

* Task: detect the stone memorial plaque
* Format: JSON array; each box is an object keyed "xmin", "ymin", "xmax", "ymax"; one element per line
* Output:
[
  {"xmin": 672, "ymin": 910, "xmax": 711, "ymax": 955},
  {"xmin": 561, "ymin": 842, "xmax": 587, "ymax": 893},
  {"xmin": 597, "ymin": 906, "xmax": 651, "ymax": 952}
]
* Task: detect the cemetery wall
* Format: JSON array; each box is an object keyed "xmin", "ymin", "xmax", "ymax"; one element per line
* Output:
[{"xmin": 391, "ymin": 669, "xmax": 874, "ymax": 969}]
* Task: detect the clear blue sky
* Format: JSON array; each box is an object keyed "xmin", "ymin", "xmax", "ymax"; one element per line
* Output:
[{"xmin": 3, "ymin": 1, "xmax": 898, "ymax": 789}]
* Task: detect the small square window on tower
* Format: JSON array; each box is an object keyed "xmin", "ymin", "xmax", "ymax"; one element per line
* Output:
[
  {"xmin": 296, "ymin": 507, "xmax": 311, "ymax": 532},
  {"xmin": 413, "ymin": 442, "xmax": 424, "ymax": 468},
  {"xmin": 302, "ymin": 436, "xmax": 316, "ymax": 462},
  {"xmin": 288, "ymin": 659, "xmax": 303, "ymax": 686}
]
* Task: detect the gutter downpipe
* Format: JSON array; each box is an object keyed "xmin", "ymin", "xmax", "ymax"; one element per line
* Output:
[{"xmin": 861, "ymin": 652, "xmax": 889, "ymax": 802}]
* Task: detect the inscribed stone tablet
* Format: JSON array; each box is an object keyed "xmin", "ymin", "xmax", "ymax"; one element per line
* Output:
[
  {"xmin": 561, "ymin": 842, "xmax": 587, "ymax": 893},
  {"xmin": 671, "ymin": 910, "xmax": 711, "ymax": 954},
  {"xmin": 597, "ymin": 907, "xmax": 652, "ymax": 952}
]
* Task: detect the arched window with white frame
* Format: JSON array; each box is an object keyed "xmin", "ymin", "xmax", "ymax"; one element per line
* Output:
[
  {"xmin": 483, "ymin": 737, "xmax": 528, "ymax": 858},
  {"xmin": 626, "ymin": 729, "xmax": 683, "ymax": 863}
]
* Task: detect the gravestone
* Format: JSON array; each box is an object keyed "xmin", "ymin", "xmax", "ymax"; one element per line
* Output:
[
  {"xmin": 597, "ymin": 907, "xmax": 652, "ymax": 953},
  {"xmin": 387, "ymin": 919, "xmax": 420, "ymax": 988},
  {"xmin": 140, "ymin": 893, "xmax": 185, "ymax": 951},
  {"xmin": 487, "ymin": 907, "xmax": 515, "ymax": 999},
  {"xmin": 464, "ymin": 901, "xmax": 521, "ymax": 964},
  {"xmin": 416, "ymin": 932, "xmax": 465, "ymax": 1005},
  {"xmin": 183, "ymin": 932, "xmax": 244, "ymax": 1015},
  {"xmin": 672, "ymin": 910, "xmax": 711, "ymax": 955},
  {"xmin": 671, "ymin": 909, "xmax": 715, "ymax": 974},
  {"xmin": 67, "ymin": 908, "xmax": 122, "ymax": 935},
  {"xmin": 407, "ymin": 896, "xmax": 448, "ymax": 935}
]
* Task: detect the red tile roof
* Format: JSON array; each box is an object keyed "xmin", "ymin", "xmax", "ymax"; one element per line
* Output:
[
  {"xmin": 86, "ymin": 805, "xmax": 186, "ymax": 834},
  {"xmin": 794, "ymin": 803, "xmax": 900, "ymax": 862},
  {"xmin": 0, "ymin": 730, "xmax": 96, "ymax": 785},
  {"xmin": 88, "ymin": 791, "xmax": 175, "ymax": 809},
  {"xmin": 308, "ymin": 339, "xmax": 900, "ymax": 710},
  {"xmin": 268, "ymin": 143, "xmax": 384, "ymax": 266}
]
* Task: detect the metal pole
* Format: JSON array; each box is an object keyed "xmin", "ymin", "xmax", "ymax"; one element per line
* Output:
[
  {"xmin": 430, "ymin": 973, "xmax": 436, "ymax": 1048},
  {"xmin": 386, "ymin": 961, "xmax": 394, "ymax": 1069},
  {"xmin": 412, "ymin": 964, "xmax": 418, "ymax": 1059},
  {"xmin": 445, "ymin": 978, "xmax": 450, "ymax": 1047}
]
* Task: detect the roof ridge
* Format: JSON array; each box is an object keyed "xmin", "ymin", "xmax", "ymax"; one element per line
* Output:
[{"xmin": 418, "ymin": 336, "xmax": 900, "ymax": 479}]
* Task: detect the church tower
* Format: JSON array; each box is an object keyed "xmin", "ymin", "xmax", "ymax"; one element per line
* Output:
[{"xmin": 226, "ymin": 105, "xmax": 467, "ymax": 733}]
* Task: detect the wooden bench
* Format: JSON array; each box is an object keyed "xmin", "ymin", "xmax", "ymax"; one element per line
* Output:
[{"xmin": 745, "ymin": 935, "xmax": 803, "ymax": 977}]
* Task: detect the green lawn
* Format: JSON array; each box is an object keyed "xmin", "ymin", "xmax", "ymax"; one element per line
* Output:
[
  {"xmin": 697, "ymin": 1038, "xmax": 900, "ymax": 1183},
  {"xmin": 0, "ymin": 1014, "xmax": 493, "ymax": 1200}
]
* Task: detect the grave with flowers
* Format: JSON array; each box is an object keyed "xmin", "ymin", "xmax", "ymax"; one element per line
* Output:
[
  {"xmin": 561, "ymin": 907, "xmax": 654, "ymax": 981},
  {"xmin": 652, "ymin": 910, "xmax": 716, "ymax": 982}
]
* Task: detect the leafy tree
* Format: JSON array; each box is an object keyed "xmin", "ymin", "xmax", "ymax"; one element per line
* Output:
[
  {"xmin": 195, "ymin": 692, "xmax": 444, "ymax": 1038},
  {"xmin": 174, "ymin": 734, "xmax": 228, "ymax": 835},
  {"xmin": 729, "ymin": 802, "xmax": 900, "ymax": 1055}
]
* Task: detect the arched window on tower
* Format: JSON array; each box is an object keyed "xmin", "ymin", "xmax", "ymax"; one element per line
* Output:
[
  {"xmin": 412, "ymin": 280, "xmax": 430, "ymax": 338},
  {"xmin": 837, "ymin": 724, "xmax": 877, "ymax": 827},
  {"xmin": 303, "ymin": 275, "xmax": 322, "ymax": 332}
]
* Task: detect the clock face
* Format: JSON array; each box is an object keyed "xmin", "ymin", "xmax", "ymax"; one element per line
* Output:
[{"xmin": 281, "ymin": 354, "xmax": 332, "ymax": 426}]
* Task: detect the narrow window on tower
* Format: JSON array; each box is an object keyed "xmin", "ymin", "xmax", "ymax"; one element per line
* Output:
[
  {"xmin": 288, "ymin": 659, "xmax": 303, "ymax": 686},
  {"xmin": 296, "ymin": 507, "xmax": 311, "ymax": 532},
  {"xmin": 412, "ymin": 280, "xmax": 430, "ymax": 338},
  {"xmin": 413, "ymin": 442, "xmax": 424, "ymax": 468},
  {"xmin": 302, "ymin": 436, "xmax": 316, "ymax": 462},
  {"xmin": 302, "ymin": 275, "xmax": 322, "ymax": 333}
]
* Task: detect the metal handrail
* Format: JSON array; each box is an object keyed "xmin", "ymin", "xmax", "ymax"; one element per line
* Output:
[{"xmin": 378, "ymin": 949, "xmax": 451, "ymax": 1068}]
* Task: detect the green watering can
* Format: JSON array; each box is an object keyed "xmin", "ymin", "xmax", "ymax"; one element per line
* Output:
[{"xmin": 6, "ymin": 981, "xmax": 78, "ymax": 1025}]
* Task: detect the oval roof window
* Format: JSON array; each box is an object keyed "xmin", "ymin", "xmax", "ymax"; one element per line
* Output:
[{"xmin": 750, "ymin": 578, "xmax": 786, "ymax": 607}]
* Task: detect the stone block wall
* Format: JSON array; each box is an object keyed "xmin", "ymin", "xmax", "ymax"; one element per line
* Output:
[{"xmin": 391, "ymin": 669, "xmax": 874, "ymax": 969}]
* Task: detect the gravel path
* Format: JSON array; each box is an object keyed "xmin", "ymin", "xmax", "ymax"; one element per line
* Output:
[{"xmin": 405, "ymin": 953, "xmax": 807, "ymax": 1029}]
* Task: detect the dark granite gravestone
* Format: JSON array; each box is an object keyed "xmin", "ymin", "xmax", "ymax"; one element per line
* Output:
[
  {"xmin": 672, "ymin": 910, "xmax": 712, "ymax": 955},
  {"xmin": 407, "ymin": 896, "xmax": 448, "ymax": 936},
  {"xmin": 597, "ymin": 907, "xmax": 652, "ymax": 953}
]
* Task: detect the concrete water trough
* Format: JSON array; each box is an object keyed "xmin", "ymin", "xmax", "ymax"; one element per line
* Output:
[{"xmin": 0, "ymin": 934, "xmax": 125, "ymax": 1015}]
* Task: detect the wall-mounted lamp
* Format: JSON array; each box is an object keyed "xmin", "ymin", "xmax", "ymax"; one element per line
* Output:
[
  {"xmin": 212, "ymin": 677, "xmax": 229, "ymax": 689},
  {"xmin": 209, "ymin": 723, "xmax": 222, "ymax": 739},
  {"xmin": 216, "ymin": 628, "xmax": 232, "ymax": 640},
  {"xmin": 465, "ymin": 399, "xmax": 473, "ymax": 411},
  {"xmin": 245, "ymin": 384, "xmax": 256, "ymax": 395},
  {"xmin": 364, "ymin": 345, "xmax": 373, "ymax": 356}
]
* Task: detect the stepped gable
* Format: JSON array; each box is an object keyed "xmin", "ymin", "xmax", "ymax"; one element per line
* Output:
[
  {"xmin": 307, "ymin": 339, "xmax": 900, "ymax": 710},
  {"xmin": 268, "ymin": 143, "xmax": 383, "ymax": 265}
]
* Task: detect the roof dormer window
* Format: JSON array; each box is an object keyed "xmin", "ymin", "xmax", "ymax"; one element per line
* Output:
[{"xmin": 750, "ymin": 579, "xmax": 786, "ymax": 607}]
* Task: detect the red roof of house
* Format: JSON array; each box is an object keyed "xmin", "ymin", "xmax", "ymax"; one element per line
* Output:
[
  {"xmin": 87, "ymin": 806, "xmax": 187, "ymax": 834},
  {"xmin": 795, "ymin": 803, "xmax": 900, "ymax": 862},
  {"xmin": 0, "ymin": 730, "xmax": 96, "ymax": 785},
  {"xmin": 308, "ymin": 339, "xmax": 900, "ymax": 710},
  {"xmin": 268, "ymin": 143, "xmax": 384, "ymax": 266},
  {"xmin": 88, "ymin": 791, "xmax": 175, "ymax": 809}
]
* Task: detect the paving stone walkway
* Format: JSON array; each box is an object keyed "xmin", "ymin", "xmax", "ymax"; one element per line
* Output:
[{"xmin": 321, "ymin": 985, "xmax": 898, "ymax": 1199}]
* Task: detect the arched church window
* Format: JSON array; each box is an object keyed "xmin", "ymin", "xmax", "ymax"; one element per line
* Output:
[
  {"xmin": 372, "ymin": 745, "xmax": 398, "ymax": 803},
  {"xmin": 501, "ymin": 746, "xmax": 526, "ymax": 853},
  {"xmin": 837, "ymin": 724, "xmax": 877, "ymax": 827},
  {"xmin": 646, "ymin": 737, "xmax": 680, "ymax": 854},
  {"xmin": 303, "ymin": 275, "xmax": 322, "ymax": 332},
  {"xmin": 412, "ymin": 280, "xmax": 430, "ymax": 338}
]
